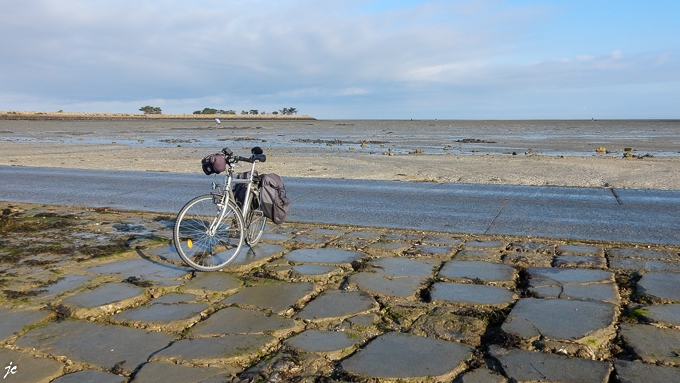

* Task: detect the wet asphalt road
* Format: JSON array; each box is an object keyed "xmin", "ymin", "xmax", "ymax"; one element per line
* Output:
[{"xmin": 1, "ymin": 166, "xmax": 678, "ymax": 245}]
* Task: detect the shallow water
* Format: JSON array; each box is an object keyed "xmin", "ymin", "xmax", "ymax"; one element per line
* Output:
[{"xmin": 1, "ymin": 119, "xmax": 678, "ymax": 157}]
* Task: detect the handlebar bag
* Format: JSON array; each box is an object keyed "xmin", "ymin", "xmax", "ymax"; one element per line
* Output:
[{"xmin": 201, "ymin": 153, "xmax": 228, "ymax": 175}]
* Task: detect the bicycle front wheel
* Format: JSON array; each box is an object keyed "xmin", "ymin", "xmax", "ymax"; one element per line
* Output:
[{"xmin": 173, "ymin": 194, "xmax": 245, "ymax": 271}]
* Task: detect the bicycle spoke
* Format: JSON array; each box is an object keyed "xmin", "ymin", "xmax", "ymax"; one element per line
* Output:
[{"xmin": 173, "ymin": 195, "xmax": 244, "ymax": 271}]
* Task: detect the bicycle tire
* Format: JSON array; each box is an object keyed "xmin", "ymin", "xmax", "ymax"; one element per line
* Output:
[
  {"xmin": 245, "ymin": 186, "xmax": 267, "ymax": 248},
  {"xmin": 245, "ymin": 208, "xmax": 267, "ymax": 246},
  {"xmin": 173, "ymin": 194, "xmax": 245, "ymax": 271}
]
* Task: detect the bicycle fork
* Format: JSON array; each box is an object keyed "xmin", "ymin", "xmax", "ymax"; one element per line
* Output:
[{"xmin": 208, "ymin": 193, "xmax": 230, "ymax": 236}]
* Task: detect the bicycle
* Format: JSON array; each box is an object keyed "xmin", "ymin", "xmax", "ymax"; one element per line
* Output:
[{"xmin": 173, "ymin": 147, "xmax": 267, "ymax": 271}]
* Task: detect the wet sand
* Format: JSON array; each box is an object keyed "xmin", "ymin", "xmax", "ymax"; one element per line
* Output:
[{"xmin": 1, "ymin": 119, "xmax": 678, "ymax": 190}]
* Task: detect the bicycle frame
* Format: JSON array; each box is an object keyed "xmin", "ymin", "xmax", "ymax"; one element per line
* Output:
[{"xmin": 210, "ymin": 158, "xmax": 259, "ymax": 230}]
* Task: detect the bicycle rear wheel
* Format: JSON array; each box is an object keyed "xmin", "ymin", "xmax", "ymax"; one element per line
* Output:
[
  {"xmin": 245, "ymin": 191, "xmax": 267, "ymax": 246},
  {"xmin": 173, "ymin": 194, "xmax": 244, "ymax": 271}
]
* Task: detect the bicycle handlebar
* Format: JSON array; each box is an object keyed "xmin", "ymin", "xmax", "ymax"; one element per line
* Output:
[
  {"xmin": 235, "ymin": 154, "xmax": 266, "ymax": 163},
  {"xmin": 220, "ymin": 146, "xmax": 266, "ymax": 164}
]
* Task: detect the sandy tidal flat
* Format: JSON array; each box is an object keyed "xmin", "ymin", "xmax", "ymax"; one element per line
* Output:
[
  {"xmin": 0, "ymin": 119, "xmax": 678, "ymax": 190},
  {"xmin": 1, "ymin": 141, "xmax": 679, "ymax": 190}
]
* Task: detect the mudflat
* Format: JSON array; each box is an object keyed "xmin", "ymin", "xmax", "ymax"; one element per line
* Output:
[{"xmin": 1, "ymin": 119, "xmax": 678, "ymax": 189}]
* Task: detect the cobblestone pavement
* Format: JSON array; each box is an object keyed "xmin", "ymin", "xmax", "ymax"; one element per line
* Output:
[{"xmin": 1, "ymin": 202, "xmax": 679, "ymax": 382}]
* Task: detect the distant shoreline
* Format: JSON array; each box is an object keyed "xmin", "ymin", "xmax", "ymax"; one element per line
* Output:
[{"xmin": 0, "ymin": 111, "xmax": 316, "ymax": 121}]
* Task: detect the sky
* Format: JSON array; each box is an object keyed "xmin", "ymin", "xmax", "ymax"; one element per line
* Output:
[{"xmin": 1, "ymin": 0, "xmax": 679, "ymax": 119}]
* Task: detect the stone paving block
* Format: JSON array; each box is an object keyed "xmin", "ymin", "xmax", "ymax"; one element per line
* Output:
[
  {"xmin": 557, "ymin": 244, "xmax": 604, "ymax": 257},
  {"xmin": 502, "ymin": 252, "xmax": 553, "ymax": 268},
  {"xmin": 261, "ymin": 232, "xmax": 294, "ymax": 243},
  {"xmin": 614, "ymin": 360, "xmax": 680, "ymax": 383},
  {"xmin": 464, "ymin": 240, "xmax": 504, "ymax": 250},
  {"xmin": 409, "ymin": 307, "xmax": 487, "ymax": 346},
  {"xmin": 35, "ymin": 274, "xmax": 95, "ymax": 298},
  {"xmin": 490, "ymin": 345, "xmax": 612, "ymax": 383},
  {"xmin": 285, "ymin": 330, "xmax": 360, "ymax": 359},
  {"xmin": 14, "ymin": 320, "xmax": 175, "ymax": 375},
  {"xmin": 368, "ymin": 257, "xmax": 437, "ymax": 277},
  {"xmin": 52, "ymin": 370, "xmax": 127, "ymax": 383},
  {"xmin": 151, "ymin": 334, "xmax": 278, "ymax": 367},
  {"xmin": 151, "ymin": 279, "xmax": 184, "ymax": 288},
  {"xmin": 382, "ymin": 233, "xmax": 424, "ymax": 242},
  {"xmin": 439, "ymin": 260, "xmax": 517, "ymax": 287},
  {"xmin": 347, "ymin": 273, "xmax": 428, "ymax": 299},
  {"xmin": 453, "ymin": 249, "xmax": 503, "ymax": 262},
  {"xmin": 553, "ymin": 254, "xmax": 607, "ymax": 268},
  {"xmin": 327, "ymin": 231, "xmax": 382, "ymax": 249},
  {"xmin": 406, "ymin": 244, "xmax": 457, "ymax": 259},
  {"xmin": 151, "ymin": 293, "xmax": 196, "ymax": 304},
  {"xmin": 0, "ymin": 348, "xmax": 63, "ymax": 383},
  {"xmin": 291, "ymin": 264, "xmax": 341, "ymax": 277},
  {"xmin": 0, "ymin": 307, "xmax": 54, "ymax": 342},
  {"xmin": 273, "ymin": 264, "xmax": 345, "ymax": 284},
  {"xmin": 639, "ymin": 304, "xmax": 680, "ymax": 327},
  {"xmin": 267, "ymin": 226, "xmax": 305, "ymax": 235},
  {"xmin": 637, "ymin": 272, "xmax": 680, "ymax": 302},
  {"xmin": 642, "ymin": 259, "xmax": 680, "ymax": 272},
  {"xmin": 59, "ymin": 282, "xmax": 147, "ymax": 319},
  {"xmin": 296, "ymin": 290, "xmax": 379, "ymax": 321},
  {"xmin": 506, "ymin": 241, "xmax": 555, "ymax": 254},
  {"xmin": 620, "ymin": 324, "xmax": 680, "ymax": 365},
  {"xmin": 225, "ymin": 243, "xmax": 287, "ymax": 272},
  {"xmin": 109, "ymin": 302, "xmax": 210, "ymax": 332},
  {"xmin": 181, "ymin": 272, "xmax": 241, "ymax": 296},
  {"xmin": 610, "ymin": 247, "xmax": 678, "ymax": 260},
  {"xmin": 341, "ymin": 332, "xmax": 473, "ymax": 381},
  {"xmin": 81, "ymin": 259, "xmax": 191, "ymax": 281},
  {"xmin": 347, "ymin": 313, "xmax": 380, "ymax": 328},
  {"xmin": 502, "ymin": 298, "xmax": 617, "ymax": 344},
  {"xmin": 222, "ymin": 281, "xmax": 318, "ymax": 314},
  {"xmin": 608, "ymin": 257, "xmax": 645, "ymax": 271},
  {"xmin": 132, "ymin": 361, "xmax": 241, "ymax": 383},
  {"xmin": 531, "ymin": 282, "xmax": 620, "ymax": 304},
  {"xmin": 422, "ymin": 235, "xmax": 463, "ymax": 247},
  {"xmin": 308, "ymin": 229, "xmax": 345, "ymax": 236},
  {"xmin": 430, "ymin": 282, "xmax": 517, "ymax": 307},
  {"xmin": 456, "ymin": 368, "xmax": 507, "ymax": 383},
  {"xmin": 284, "ymin": 248, "xmax": 365, "ymax": 266},
  {"xmin": 285, "ymin": 234, "xmax": 329, "ymax": 247},
  {"xmin": 527, "ymin": 267, "xmax": 619, "ymax": 303},
  {"xmin": 145, "ymin": 244, "xmax": 182, "ymax": 264},
  {"xmin": 364, "ymin": 241, "xmax": 411, "ymax": 256},
  {"xmin": 609, "ymin": 257, "xmax": 680, "ymax": 272},
  {"xmin": 191, "ymin": 307, "xmax": 304, "ymax": 338},
  {"xmin": 82, "ymin": 258, "xmax": 190, "ymax": 281},
  {"xmin": 528, "ymin": 267, "xmax": 614, "ymax": 286}
]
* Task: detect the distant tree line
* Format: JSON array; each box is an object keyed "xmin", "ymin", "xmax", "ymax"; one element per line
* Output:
[
  {"xmin": 279, "ymin": 107, "xmax": 298, "ymax": 115},
  {"xmin": 193, "ymin": 108, "xmax": 236, "ymax": 115},
  {"xmin": 140, "ymin": 106, "xmax": 299, "ymax": 115},
  {"xmin": 193, "ymin": 107, "xmax": 298, "ymax": 115},
  {"xmin": 140, "ymin": 106, "xmax": 162, "ymax": 114}
]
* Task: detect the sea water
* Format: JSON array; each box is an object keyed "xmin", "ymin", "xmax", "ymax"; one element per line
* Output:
[{"xmin": 1, "ymin": 119, "xmax": 678, "ymax": 157}]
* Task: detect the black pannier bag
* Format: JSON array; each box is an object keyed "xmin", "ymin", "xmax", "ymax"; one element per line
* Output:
[
  {"xmin": 232, "ymin": 171, "xmax": 258, "ymax": 208},
  {"xmin": 260, "ymin": 173, "xmax": 291, "ymax": 224},
  {"xmin": 201, "ymin": 153, "xmax": 228, "ymax": 175}
]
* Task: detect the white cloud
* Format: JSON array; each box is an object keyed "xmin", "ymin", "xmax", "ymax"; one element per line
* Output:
[
  {"xmin": 0, "ymin": 0, "xmax": 678, "ymax": 118},
  {"xmin": 338, "ymin": 87, "xmax": 371, "ymax": 96},
  {"xmin": 575, "ymin": 55, "xmax": 594, "ymax": 61}
]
